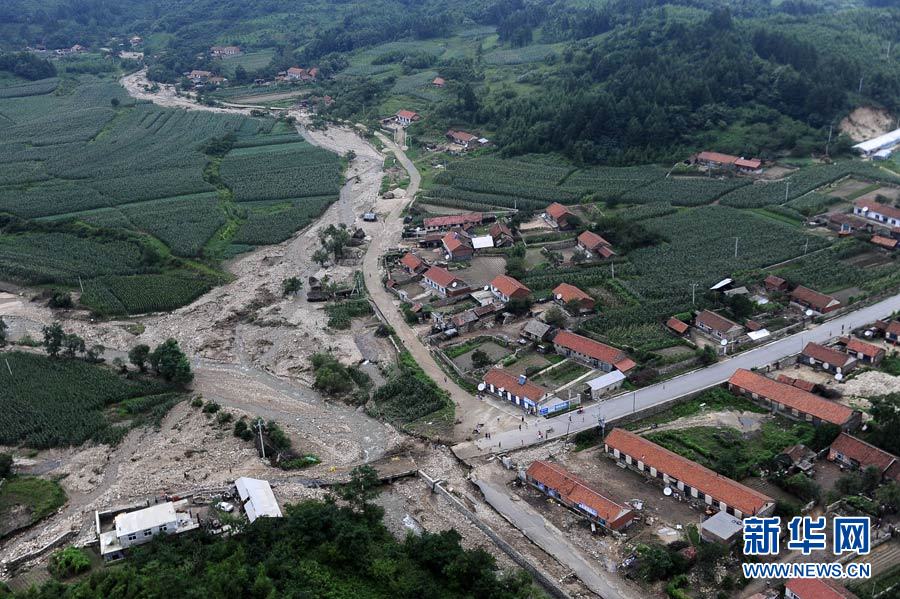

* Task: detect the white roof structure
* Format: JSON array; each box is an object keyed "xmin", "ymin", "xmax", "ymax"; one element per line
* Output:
[
  {"xmin": 874, "ymin": 148, "xmax": 893, "ymax": 160},
  {"xmin": 471, "ymin": 235, "xmax": 494, "ymax": 249},
  {"xmin": 701, "ymin": 510, "xmax": 743, "ymax": 542},
  {"xmin": 709, "ymin": 278, "xmax": 733, "ymax": 291},
  {"xmin": 747, "ymin": 329, "xmax": 771, "ymax": 341},
  {"xmin": 854, "ymin": 128, "xmax": 900, "ymax": 155},
  {"xmin": 586, "ymin": 370, "xmax": 626, "ymax": 391},
  {"xmin": 115, "ymin": 502, "xmax": 176, "ymax": 537},
  {"xmin": 235, "ymin": 477, "xmax": 283, "ymax": 523}
]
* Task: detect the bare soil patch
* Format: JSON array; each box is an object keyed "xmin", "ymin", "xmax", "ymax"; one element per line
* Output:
[{"xmin": 840, "ymin": 106, "xmax": 895, "ymax": 142}]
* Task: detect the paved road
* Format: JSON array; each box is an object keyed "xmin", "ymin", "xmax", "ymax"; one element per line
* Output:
[
  {"xmin": 455, "ymin": 292, "xmax": 900, "ymax": 459},
  {"xmin": 362, "ymin": 134, "xmax": 521, "ymax": 440},
  {"xmin": 473, "ymin": 476, "xmax": 642, "ymax": 599}
]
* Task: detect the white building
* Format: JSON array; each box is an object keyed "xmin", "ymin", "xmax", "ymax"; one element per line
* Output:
[
  {"xmin": 584, "ymin": 370, "xmax": 626, "ymax": 400},
  {"xmin": 853, "ymin": 128, "xmax": 900, "ymax": 157},
  {"xmin": 854, "ymin": 198, "xmax": 900, "ymax": 228},
  {"xmin": 99, "ymin": 500, "xmax": 199, "ymax": 561},
  {"xmin": 236, "ymin": 477, "xmax": 283, "ymax": 523}
]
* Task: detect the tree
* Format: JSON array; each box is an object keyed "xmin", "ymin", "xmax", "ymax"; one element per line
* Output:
[
  {"xmin": 47, "ymin": 292, "xmax": 73, "ymax": 309},
  {"xmin": 42, "ymin": 322, "xmax": 64, "ymax": 358},
  {"xmin": 0, "ymin": 453, "xmax": 11, "ymax": 479},
  {"xmin": 470, "ymin": 349, "xmax": 492, "ymax": 369},
  {"xmin": 565, "ymin": 299, "xmax": 584, "ymax": 315},
  {"xmin": 811, "ymin": 423, "xmax": 841, "ymax": 451},
  {"xmin": 62, "ymin": 334, "xmax": 85, "ymax": 359},
  {"xmin": 727, "ymin": 294, "xmax": 754, "ymax": 319},
  {"xmin": 312, "ymin": 248, "xmax": 330, "ymax": 266},
  {"xmin": 128, "ymin": 344, "xmax": 150, "ymax": 372},
  {"xmin": 571, "ymin": 248, "xmax": 588, "ymax": 264},
  {"xmin": 85, "ymin": 344, "xmax": 105, "ymax": 363},
  {"xmin": 876, "ymin": 482, "xmax": 900, "ymax": 513},
  {"xmin": 337, "ymin": 465, "xmax": 380, "ymax": 513},
  {"xmin": 149, "ymin": 338, "xmax": 193, "ymax": 384},
  {"xmin": 543, "ymin": 306, "xmax": 568, "ymax": 328},
  {"xmin": 636, "ymin": 544, "xmax": 673, "ymax": 582},
  {"xmin": 112, "ymin": 357, "xmax": 127, "ymax": 374},
  {"xmin": 282, "ymin": 277, "xmax": 302, "ymax": 296},
  {"xmin": 506, "ymin": 297, "xmax": 533, "ymax": 316},
  {"xmin": 0, "ymin": 316, "xmax": 7, "ymax": 347},
  {"xmin": 697, "ymin": 345, "xmax": 718, "ymax": 365}
]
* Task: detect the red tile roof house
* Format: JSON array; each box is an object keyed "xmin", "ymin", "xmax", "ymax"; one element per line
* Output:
[
  {"xmin": 395, "ymin": 109, "xmax": 421, "ymax": 126},
  {"xmin": 871, "ymin": 234, "xmax": 899, "ymax": 250},
  {"xmin": 841, "ymin": 337, "xmax": 886, "ymax": 365},
  {"xmin": 446, "ymin": 130, "xmax": 478, "ymax": 148},
  {"xmin": 785, "ymin": 578, "xmax": 860, "ymax": 599},
  {"xmin": 525, "ymin": 461, "xmax": 636, "ymax": 531},
  {"xmin": 854, "ymin": 198, "xmax": 900, "ymax": 228},
  {"xmin": 286, "ymin": 66, "xmax": 307, "ymax": 80},
  {"xmin": 441, "ymin": 231, "xmax": 474, "ymax": 261},
  {"xmin": 545, "ymin": 202, "xmax": 577, "ymax": 230},
  {"xmin": 801, "ymin": 342, "xmax": 857, "ymax": 375},
  {"xmin": 828, "ymin": 433, "xmax": 900, "ymax": 483},
  {"xmin": 775, "ymin": 374, "xmax": 817, "ymax": 393},
  {"xmin": 423, "ymin": 212, "xmax": 482, "ymax": 232},
  {"xmin": 695, "ymin": 151, "xmax": 739, "ymax": 168},
  {"xmin": 576, "ymin": 231, "xmax": 615, "ymax": 258},
  {"xmin": 887, "ymin": 320, "xmax": 900, "ymax": 345},
  {"xmin": 790, "ymin": 285, "xmax": 841, "ymax": 313},
  {"xmin": 422, "ymin": 266, "xmax": 470, "ymax": 298},
  {"xmin": 728, "ymin": 369, "xmax": 861, "ymax": 431},
  {"xmin": 489, "ymin": 221, "xmax": 514, "ymax": 247},
  {"xmin": 763, "ymin": 274, "xmax": 788, "ymax": 292},
  {"xmin": 553, "ymin": 283, "xmax": 595, "ymax": 313},
  {"xmin": 552, "ymin": 330, "xmax": 636, "ymax": 373},
  {"xmin": 482, "ymin": 368, "xmax": 551, "ymax": 413},
  {"xmin": 694, "ymin": 310, "xmax": 744, "ymax": 342},
  {"xmin": 734, "ymin": 157, "xmax": 762, "ymax": 173},
  {"xmin": 490, "ymin": 275, "xmax": 531, "ymax": 303},
  {"xmin": 604, "ymin": 428, "xmax": 776, "ymax": 519},
  {"xmin": 399, "ymin": 252, "xmax": 427, "ymax": 275},
  {"xmin": 666, "ymin": 317, "xmax": 689, "ymax": 336}
]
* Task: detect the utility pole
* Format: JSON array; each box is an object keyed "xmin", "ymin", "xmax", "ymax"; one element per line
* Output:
[
  {"xmin": 690, "ymin": 282, "xmax": 699, "ymax": 305},
  {"xmin": 734, "ymin": 237, "xmax": 739, "ymax": 259},
  {"xmin": 611, "ymin": 262, "xmax": 615, "ymax": 279},
  {"xmin": 257, "ymin": 418, "xmax": 266, "ymax": 460},
  {"xmin": 785, "ymin": 181, "xmax": 791, "ymax": 202},
  {"xmin": 804, "ymin": 238, "xmax": 809, "ymax": 255},
  {"xmin": 826, "ymin": 124, "xmax": 833, "ymax": 157},
  {"xmin": 78, "ymin": 276, "xmax": 84, "ymax": 293},
  {"xmin": 5, "ymin": 359, "xmax": 11, "ymax": 376},
  {"xmin": 859, "ymin": 76, "xmax": 864, "ymax": 94}
]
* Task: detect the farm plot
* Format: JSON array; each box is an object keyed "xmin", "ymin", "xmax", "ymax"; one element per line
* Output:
[
  {"xmin": 622, "ymin": 177, "xmax": 748, "ymax": 206},
  {"xmin": 81, "ymin": 273, "xmax": 218, "ymax": 315},
  {"xmin": 774, "ymin": 239, "xmax": 900, "ymax": 294},
  {"xmin": 0, "ymin": 351, "xmax": 181, "ymax": 449},
  {"xmin": 233, "ymin": 196, "xmax": 337, "ymax": 245},
  {"xmin": 0, "ymin": 77, "xmax": 58, "ymax": 98},
  {"xmin": 221, "ymin": 141, "xmax": 342, "ymax": 202},
  {"xmin": 120, "ymin": 194, "xmax": 226, "ymax": 256},
  {"xmin": 561, "ymin": 164, "xmax": 666, "ymax": 196},
  {"xmin": 484, "ymin": 43, "xmax": 562, "ymax": 64}
]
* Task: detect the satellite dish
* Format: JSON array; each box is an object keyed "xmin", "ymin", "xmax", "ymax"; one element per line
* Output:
[
  {"xmin": 444, "ymin": 254, "xmax": 451, "ymax": 260},
  {"xmin": 835, "ymin": 373, "xmax": 844, "ymax": 381},
  {"xmin": 483, "ymin": 285, "xmax": 489, "ymax": 291},
  {"xmin": 805, "ymin": 309, "xmax": 814, "ymax": 317},
  {"xmin": 556, "ymin": 294, "xmax": 563, "ymax": 300},
  {"xmin": 451, "ymin": 281, "xmax": 457, "ymax": 288},
  {"xmin": 720, "ymin": 339, "xmax": 728, "ymax": 346},
  {"xmin": 477, "ymin": 383, "xmax": 486, "ymax": 391},
  {"xmin": 663, "ymin": 487, "xmax": 673, "ymax": 496}
]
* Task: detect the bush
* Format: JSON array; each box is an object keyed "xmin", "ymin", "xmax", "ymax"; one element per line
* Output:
[
  {"xmin": 202, "ymin": 401, "xmax": 220, "ymax": 414},
  {"xmin": 266, "ymin": 421, "xmax": 291, "ymax": 451},
  {"xmin": 0, "ymin": 453, "xmax": 12, "ymax": 479},
  {"xmin": 216, "ymin": 411, "xmax": 233, "ymax": 425},
  {"xmin": 190, "ymin": 397, "xmax": 203, "ymax": 408},
  {"xmin": 233, "ymin": 418, "xmax": 253, "ymax": 441},
  {"xmin": 49, "ymin": 546, "xmax": 91, "ymax": 579},
  {"xmin": 311, "ymin": 352, "xmax": 355, "ymax": 396}
]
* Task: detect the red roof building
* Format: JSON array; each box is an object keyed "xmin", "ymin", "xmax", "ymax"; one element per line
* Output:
[
  {"xmin": 546, "ymin": 202, "xmax": 576, "ymax": 229},
  {"xmin": 844, "ymin": 337, "xmax": 885, "ymax": 364},
  {"xmin": 552, "ymin": 330, "xmax": 633, "ymax": 372},
  {"xmin": 525, "ymin": 461, "xmax": 635, "ymax": 531},
  {"xmin": 483, "ymin": 368, "xmax": 548, "ymax": 409},
  {"xmin": 441, "ymin": 231, "xmax": 474, "ymax": 261},
  {"xmin": 604, "ymin": 428, "xmax": 775, "ymax": 518},
  {"xmin": 696, "ymin": 151, "xmax": 739, "ymax": 166},
  {"xmin": 399, "ymin": 252, "xmax": 426, "ymax": 274},
  {"xmin": 728, "ymin": 369, "xmax": 859, "ymax": 429},
  {"xmin": 553, "ymin": 283, "xmax": 595, "ymax": 312},
  {"xmin": 489, "ymin": 221, "xmax": 514, "ymax": 246},
  {"xmin": 490, "ymin": 275, "xmax": 531, "ymax": 303},
  {"xmin": 423, "ymin": 212, "xmax": 482, "ymax": 231},
  {"xmin": 871, "ymin": 234, "xmax": 898, "ymax": 250},
  {"xmin": 695, "ymin": 310, "xmax": 744, "ymax": 341},
  {"xmin": 446, "ymin": 130, "xmax": 478, "ymax": 146},
  {"xmin": 422, "ymin": 266, "xmax": 469, "ymax": 297},
  {"xmin": 734, "ymin": 158, "xmax": 762, "ymax": 171},
  {"xmin": 577, "ymin": 230, "xmax": 614, "ymax": 257},
  {"xmin": 791, "ymin": 285, "xmax": 841, "ymax": 313},
  {"xmin": 887, "ymin": 320, "xmax": 900, "ymax": 344},
  {"xmin": 432, "ymin": 76, "xmax": 446, "ymax": 87},
  {"xmin": 801, "ymin": 342, "xmax": 856, "ymax": 374},
  {"xmin": 764, "ymin": 274, "xmax": 788, "ymax": 292},
  {"xmin": 854, "ymin": 198, "xmax": 900, "ymax": 227},
  {"xmin": 396, "ymin": 110, "xmax": 420, "ymax": 125},
  {"xmin": 785, "ymin": 578, "xmax": 859, "ymax": 599},
  {"xmin": 829, "ymin": 433, "xmax": 900, "ymax": 482},
  {"xmin": 666, "ymin": 317, "xmax": 689, "ymax": 335},
  {"xmin": 775, "ymin": 374, "xmax": 817, "ymax": 393}
]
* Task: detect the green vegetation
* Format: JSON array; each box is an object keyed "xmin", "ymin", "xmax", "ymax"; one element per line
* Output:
[
  {"xmin": 0, "ymin": 498, "xmax": 538, "ymax": 599},
  {"xmin": 626, "ymin": 388, "xmax": 766, "ymax": 430},
  {"xmin": 325, "ymin": 298, "xmax": 373, "ymax": 330},
  {"xmin": 369, "ymin": 351, "xmax": 453, "ymax": 437},
  {"xmin": 0, "ymin": 476, "xmax": 67, "ymax": 539},
  {"xmin": 0, "ymin": 351, "xmax": 182, "ymax": 448},
  {"xmin": 49, "ymin": 547, "xmax": 92, "ymax": 579},
  {"xmin": 849, "ymin": 563, "xmax": 900, "ymax": 599},
  {"xmin": 221, "ymin": 142, "xmax": 341, "ymax": 202},
  {"xmin": 647, "ymin": 420, "xmax": 814, "ymax": 480}
]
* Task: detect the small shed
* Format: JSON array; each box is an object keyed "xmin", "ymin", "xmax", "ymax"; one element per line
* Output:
[
  {"xmin": 700, "ymin": 511, "xmax": 743, "ymax": 545},
  {"xmin": 584, "ymin": 370, "xmax": 626, "ymax": 400},
  {"xmin": 235, "ymin": 477, "xmax": 283, "ymax": 523}
]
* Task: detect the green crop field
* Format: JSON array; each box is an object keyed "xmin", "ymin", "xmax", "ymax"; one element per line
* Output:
[
  {"xmin": 622, "ymin": 177, "xmax": 749, "ymax": 206},
  {"xmin": 0, "ymin": 74, "xmax": 343, "ymax": 314},
  {"xmin": 0, "ymin": 352, "xmax": 182, "ymax": 448}
]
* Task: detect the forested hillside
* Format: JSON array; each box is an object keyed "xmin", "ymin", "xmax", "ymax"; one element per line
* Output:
[{"xmin": 3, "ymin": 0, "xmax": 899, "ymax": 162}]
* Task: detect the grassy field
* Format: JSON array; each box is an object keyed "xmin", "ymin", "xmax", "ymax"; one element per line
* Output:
[
  {"xmin": 0, "ymin": 74, "xmax": 342, "ymax": 314},
  {"xmin": 0, "ymin": 476, "xmax": 67, "ymax": 540},
  {"xmin": 0, "ymin": 352, "xmax": 182, "ymax": 448}
]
